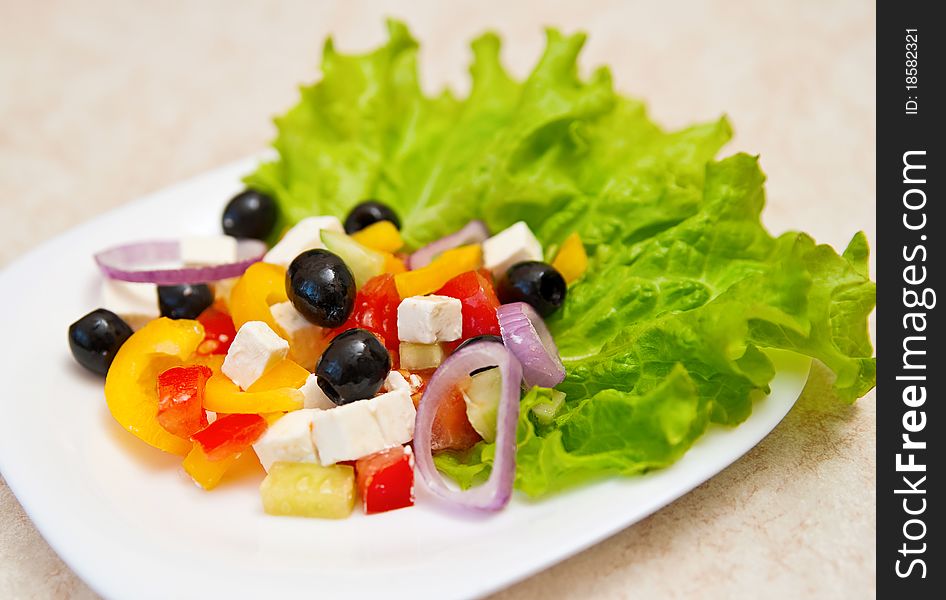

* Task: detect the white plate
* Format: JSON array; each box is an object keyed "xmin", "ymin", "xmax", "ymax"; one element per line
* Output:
[{"xmin": 0, "ymin": 157, "xmax": 810, "ymax": 600}]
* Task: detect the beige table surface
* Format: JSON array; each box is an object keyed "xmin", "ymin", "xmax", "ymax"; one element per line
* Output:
[{"xmin": 0, "ymin": 0, "xmax": 876, "ymax": 598}]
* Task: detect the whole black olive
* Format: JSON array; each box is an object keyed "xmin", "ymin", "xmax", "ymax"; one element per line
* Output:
[
  {"xmin": 222, "ymin": 190, "xmax": 277, "ymax": 240},
  {"xmin": 286, "ymin": 249, "xmax": 356, "ymax": 327},
  {"xmin": 497, "ymin": 261, "xmax": 567, "ymax": 317},
  {"xmin": 316, "ymin": 329, "xmax": 391, "ymax": 405},
  {"xmin": 68, "ymin": 309, "xmax": 134, "ymax": 375},
  {"xmin": 158, "ymin": 284, "xmax": 214, "ymax": 320},
  {"xmin": 343, "ymin": 200, "xmax": 400, "ymax": 234}
]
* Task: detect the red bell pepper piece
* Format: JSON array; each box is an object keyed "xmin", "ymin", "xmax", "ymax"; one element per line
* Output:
[
  {"xmin": 156, "ymin": 365, "xmax": 212, "ymax": 439},
  {"xmin": 196, "ymin": 304, "xmax": 237, "ymax": 356},
  {"xmin": 330, "ymin": 273, "xmax": 401, "ymax": 366},
  {"xmin": 435, "ymin": 270, "xmax": 501, "ymax": 348},
  {"xmin": 355, "ymin": 446, "xmax": 415, "ymax": 514},
  {"xmin": 191, "ymin": 413, "xmax": 267, "ymax": 461}
]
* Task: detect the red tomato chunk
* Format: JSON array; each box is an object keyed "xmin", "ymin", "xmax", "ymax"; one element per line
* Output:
[
  {"xmin": 402, "ymin": 370, "xmax": 480, "ymax": 452},
  {"xmin": 196, "ymin": 305, "xmax": 237, "ymax": 356},
  {"xmin": 355, "ymin": 446, "xmax": 415, "ymax": 514},
  {"xmin": 330, "ymin": 273, "xmax": 401, "ymax": 367},
  {"xmin": 430, "ymin": 387, "xmax": 482, "ymax": 452},
  {"xmin": 191, "ymin": 413, "xmax": 267, "ymax": 461},
  {"xmin": 156, "ymin": 365, "xmax": 212, "ymax": 439},
  {"xmin": 435, "ymin": 270, "xmax": 501, "ymax": 346}
]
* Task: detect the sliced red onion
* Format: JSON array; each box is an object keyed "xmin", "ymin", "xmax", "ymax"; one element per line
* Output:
[
  {"xmin": 408, "ymin": 220, "xmax": 489, "ymax": 269},
  {"xmin": 94, "ymin": 239, "xmax": 266, "ymax": 284},
  {"xmin": 414, "ymin": 341, "xmax": 522, "ymax": 512},
  {"xmin": 497, "ymin": 302, "xmax": 566, "ymax": 388}
]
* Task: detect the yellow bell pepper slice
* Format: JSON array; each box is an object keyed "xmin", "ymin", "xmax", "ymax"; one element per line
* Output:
[
  {"xmin": 383, "ymin": 252, "xmax": 407, "ymax": 275},
  {"xmin": 104, "ymin": 318, "xmax": 205, "ymax": 456},
  {"xmin": 229, "ymin": 262, "xmax": 288, "ymax": 336},
  {"xmin": 351, "ymin": 221, "xmax": 404, "ymax": 253},
  {"xmin": 551, "ymin": 232, "xmax": 588, "ymax": 284},
  {"xmin": 186, "ymin": 353, "xmax": 225, "ymax": 372},
  {"xmin": 183, "ymin": 444, "xmax": 240, "ymax": 490},
  {"xmin": 394, "ymin": 244, "xmax": 482, "ymax": 298},
  {"xmin": 261, "ymin": 412, "xmax": 287, "ymax": 426},
  {"xmin": 248, "ymin": 359, "xmax": 310, "ymax": 391},
  {"xmin": 203, "ymin": 358, "xmax": 306, "ymax": 414}
]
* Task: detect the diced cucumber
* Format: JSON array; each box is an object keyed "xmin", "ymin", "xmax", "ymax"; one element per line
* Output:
[
  {"xmin": 260, "ymin": 461, "xmax": 355, "ymax": 519},
  {"xmin": 399, "ymin": 342, "xmax": 445, "ymax": 370},
  {"xmin": 321, "ymin": 229, "xmax": 386, "ymax": 288},
  {"xmin": 531, "ymin": 390, "xmax": 566, "ymax": 425},
  {"xmin": 461, "ymin": 368, "xmax": 502, "ymax": 442}
]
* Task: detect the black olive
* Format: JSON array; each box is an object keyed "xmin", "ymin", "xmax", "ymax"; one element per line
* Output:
[
  {"xmin": 497, "ymin": 261, "xmax": 567, "ymax": 317},
  {"xmin": 316, "ymin": 329, "xmax": 391, "ymax": 405},
  {"xmin": 222, "ymin": 190, "xmax": 277, "ymax": 240},
  {"xmin": 68, "ymin": 309, "xmax": 134, "ymax": 375},
  {"xmin": 286, "ymin": 249, "xmax": 356, "ymax": 327},
  {"xmin": 455, "ymin": 334, "xmax": 504, "ymax": 376},
  {"xmin": 343, "ymin": 200, "xmax": 400, "ymax": 234},
  {"xmin": 158, "ymin": 284, "xmax": 214, "ymax": 320}
]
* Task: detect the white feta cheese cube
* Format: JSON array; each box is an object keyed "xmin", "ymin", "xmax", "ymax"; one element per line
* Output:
[
  {"xmin": 180, "ymin": 235, "xmax": 238, "ymax": 266},
  {"xmin": 369, "ymin": 388, "xmax": 416, "ymax": 447},
  {"xmin": 311, "ymin": 401, "xmax": 387, "ymax": 465},
  {"xmin": 252, "ymin": 409, "xmax": 320, "ymax": 472},
  {"xmin": 310, "ymin": 387, "xmax": 417, "ymax": 465},
  {"xmin": 101, "ymin": 279, "xmax": 160, "ymax": 330},
  {"xmin": 271, "ymin": 301, "xmax": 323, "ymax": 371},
  {"xmin": 384, "ymin": 370, "xmax": 424, "ymax": 396},
  {"xmin": 222, "ymin": 321, "xmax": 289, "ymax": 390},
  {"xmin": 263, "ymin": 216, "xmax": 344, "ymax": 267},
  {"xmin": 397, "ymin": 295, "xmax": 463, "ymax": 343},
  {"xmin": 482, "ymin": 221, "xmax": 543, "ymax": 276},
  {"xmin": 383, "ymin": 370, "xmax": 410, "ymax": 393},
  {"xmin": 299, "ymin": 374, "xmax": 335, "ymax": 410}
]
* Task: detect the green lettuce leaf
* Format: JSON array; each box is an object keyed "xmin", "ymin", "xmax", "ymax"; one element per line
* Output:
[{"xmin": 247, "ymin": 20, "xmax": 876, "ymax": 497}]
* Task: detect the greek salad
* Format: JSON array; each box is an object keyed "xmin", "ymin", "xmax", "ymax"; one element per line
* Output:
[{"xmin": 67, "ymin": 22, "xmax": 876, "ymax": 519}]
